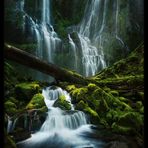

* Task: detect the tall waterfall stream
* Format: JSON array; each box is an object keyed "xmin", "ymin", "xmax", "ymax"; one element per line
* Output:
[
  {"xmin": 17, "ymin": 0, "xmax": 130, "ymax": 78},
  {"xmin": 16, "ymin": 86, "xmax": 104, "ymax": 148}
]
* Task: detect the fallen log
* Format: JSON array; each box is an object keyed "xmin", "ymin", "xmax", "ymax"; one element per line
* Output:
[{"xmin": 4, "ymin": 43, "xmax": 87, "ymax": 85}]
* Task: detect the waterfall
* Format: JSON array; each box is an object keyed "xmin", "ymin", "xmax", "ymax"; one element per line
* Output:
[
  {"xmin": 16, "ymin": 0, "xmax": 25, "ymax": 32},
  {"xmin": 115, "ymin": 0, "xmax": 125, "ymax": 47},
  {"xmin": 115, "ymin": 0, "xmax": 129, "ymax": 51},
  {"xmin": 68, "ymin": 34, "xmax": 78, "ymax": 69},
  {"xmin": 71, "ymin": 0, "xmax": 107, "ymax": 76},
  {"xmin": 7, "ymin": 118, "xmax": 13, "ymax": 133},
  {"xmin": 42, "ymin": 86, "xmax": 74, "ymax": 110},
  {"xmin": 7, "ymin": 117, "xmax": 18, "ymax": 133},
  {"xmin": 18, "ymin": 0, "xmax": 61, "ymax": 62},
  {"xmin": 17, "ymin": 86, "xmax": 104, "ymax": 147},
  {"xmin": 42, "ymin": 0, "xmax": 50, "ymax": 24}
]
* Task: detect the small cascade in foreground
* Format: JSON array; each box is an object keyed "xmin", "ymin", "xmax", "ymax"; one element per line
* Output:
[
  {"xmin": 17, "ymin": 86, "xmax": 104, "ymax": 148},
  {"xmin": 7, "ymin": 117, "xmax": 18, "ymax": 133}
]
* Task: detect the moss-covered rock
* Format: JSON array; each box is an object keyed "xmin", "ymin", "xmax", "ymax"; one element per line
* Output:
[
  {"xmin": 75, "ymin": 100, "xmax": 87, "ymax": 110},
  {"xmin": 26, "ymin": 93, "xmax": 47, "ymax": 110},
  {"xmin": 70, "ymin": 87, "xmax": 88, "ymax": 103},
  {"xmin": 4, "ymin": 100, "xmax": 18, "ymax": 116},
  {"xmin": 75, "ymin": 100, "xmax": 100, "ymax": 124},
  {"xmin": 111, "ymin": 122, "xmax": 135, "ymax": 135},
  {"xmin": 53, "ymin": 95, "xmax": 71, "ymax": 110},
  {"xmin": 87, "ymin": 83, "xmax": 97, "ymax": 90},
  {"xmin": 117, "ymin": 112, "xmax": 143, "ymax": 129},
  {"xmin": 15, "ymin": 82, "xmax": 40, "ymax": 101}
]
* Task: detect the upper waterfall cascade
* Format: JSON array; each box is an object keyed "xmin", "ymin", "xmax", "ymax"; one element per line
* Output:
[{"xmin": 16, "ymin": 0, "xmax": 143, "ymax": 78}]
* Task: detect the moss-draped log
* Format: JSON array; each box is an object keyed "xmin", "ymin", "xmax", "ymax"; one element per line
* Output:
[{"xmin": 4, "ymin": 43, "xmax": 87, "ymax": 85}]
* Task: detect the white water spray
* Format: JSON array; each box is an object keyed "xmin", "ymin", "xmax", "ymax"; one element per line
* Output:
[{"xmin": 17, "ymin": 86, "xmax": 104, "ymax": 147}]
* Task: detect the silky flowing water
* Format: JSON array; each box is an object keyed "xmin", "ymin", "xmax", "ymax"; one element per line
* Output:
[{"xmin": 17, "ymin": 86, "xmax": 104, "ymax": 148}]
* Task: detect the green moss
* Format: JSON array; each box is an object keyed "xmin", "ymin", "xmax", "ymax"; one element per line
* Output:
[
  {"xmin": 103, "ymin": 87, "xmax": 111, "ymax": 92},
  {"xmin": 75, "ymin": 100, "xmax": 100, "ymax": 124},
  {"xmin": 139, "ymin": 106, "xmax": 144, "ymax": 114},
  {"xmin": 5, "ymin": 101, "xmax": 16, "ymax": 108},
  {"xmin": 137, "ymin": 92, "xmax": 144, "ymax": 101},
  {"xmin": 93, "ymin": 43, "xmax": 144, "ymax": 80},
  {"xmin": 117, "ymin": 112, "xmax": 143, "ymax": 129},
  {"xmin": 71, "ymin": 87, "xmax": 88, "ymax": 102},
  {"xmin": 13, "ymin": 43, "xmax": 37, "ymax": 53},
  {"xmin": 87, "ymin": 83, "xmax": 97, "ymax": 90},
  {"xmin": 4, "ymin": 100, "xmax": 18, "ymax": 116},
  {"xmin": 75, "ymin": 100, "xmax": 87, "ymax": 110},
  {"xmin": 111, "ymin": 122, "xmax": 134, "ymax": 134},
  {"xmin": 66, "ymin": 85, "xmax": 76, "ymax": 91},
  {"xmin": 110, "ymin": 90, "xmax": 119, "ymax": 96},
  {"xmin": 106, "ymin": 109, "xmax": 123, "ymax": 124},
  {"xmin": 54, "ymin": 95, "xmax": 71, "ymax": 110},
  {"xmin": 39, "ymin": 106, "xmax": 48, "ymax": 113},
  {"xmin": 136, "ymin": 101, "xmax": 143, "ymax": 109},
  {"xmin": 8, "ymin": 97, "xmax": 19, "ymax": 104},
  {"xmin": 15, "ymin": 82, "xmax": 40, "ymax": 101},
  {"xmin": 84, "ymin": 107, "xmax": 99, "ymax": 117},
  {"xmin": 118, "ymin": 97, "xmax": 129, "ymax": 103},
  {"xmin": 84, "ymin": 106, "xmax": 100, "ymax": 124},
  {"xmin": 26, "ymin": 93, "xmax": 47, "ymax": 110}
]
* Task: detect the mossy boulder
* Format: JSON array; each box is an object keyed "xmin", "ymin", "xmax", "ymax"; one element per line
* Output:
[
  {"xmin": 111, "ymin": 122, "xmax": 135, "ymax": 135},
  {"xmin": 4, "ymin": 100, "xmax": 18, "ymax": 116},
  {"xmin": 75, "ymin": 100, "xmax": 100, "ymax": 124},
  {"xmin": 117, "ymin": 112, "xmax": 143, "ymax": 129},
  {"xmin": 54, "ymin": 95, "xmax": 71, "ymax": 110},
  {"xmin": 26, "ymin": 93, "xmax": 47, "ymax": 110},
  {"xmin": 75, "ymin": 100, "xmax": 87, "ymax": 110},
  {"xmin": 87, "ymin": 83, "xmax": 97, "ymax": 90},
  {"xmin": 66, "ymin": 85, "xmax": 76, "ymax": 91},
  {"xmin": 15, "ymin": 82, "xmax": 40, "ymax": 101},
  {"xmin": 70, "ymin": 87, "xmax": 88, "ymax": 103}
]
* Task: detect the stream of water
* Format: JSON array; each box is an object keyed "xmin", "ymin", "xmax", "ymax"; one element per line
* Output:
[{"xmin": 17, "ymin": 86, "xmax": 104, "ymax": 148}]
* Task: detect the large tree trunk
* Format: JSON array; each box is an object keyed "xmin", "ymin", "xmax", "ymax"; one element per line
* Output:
[{"xmin": 4, "ymin": 43, "xmax": 87, "ymax": 85}]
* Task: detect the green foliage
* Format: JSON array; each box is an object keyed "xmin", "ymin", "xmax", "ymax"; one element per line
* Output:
[
  {"xmin": 87, "ymin": 83, "xmax": 97, "ymax": 90},
  {"xmin": 111, "ymin": 122, "xmax": 133, "ymax": 134},
  {"xmin": 13, "ymin": 43, "xmax": 37, "ymax": 53},
  {"xmin": 75, "ymin": 100, "xmax": 87, "ymax": 110},
  {"xmin": 117, "ymin": 112, "xmax": 143, "ymax": 129},
  {"xmin": 75, "ymin": 100, "xmax": 100, "ymax": 124},
  {"xmin": 54, "ymin": 95, "xmax": 71, "ymax": 110},
  {"xmin": 110, "ymin": 90, "xmax": 119, "ymax": 97},
  {"xmin": 52, "ymin": 0, "xmax": 86, "ymax": 38},
  {"xmin": 70, "ymin": 87, "xmax": 88, "ymax": 103},
  {"xmin": 66, "ymin": 85, "xmax": 76, "ymax": 91},
  {"xmin": 15, "ymin": 82, "xmax": 40, "ymax": 101},
  {"xmin": 4, "ymin": 101, "xmax": 18, "ymax": 116},
  {"xmin": 26, "ymin": 93, "xmax": 47, "ymax": 110}
]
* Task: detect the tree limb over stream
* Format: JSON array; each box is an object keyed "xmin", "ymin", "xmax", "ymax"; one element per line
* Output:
[{"xmin": 4, "ymin": 43, "xmax": 87, "ymax": 85}]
